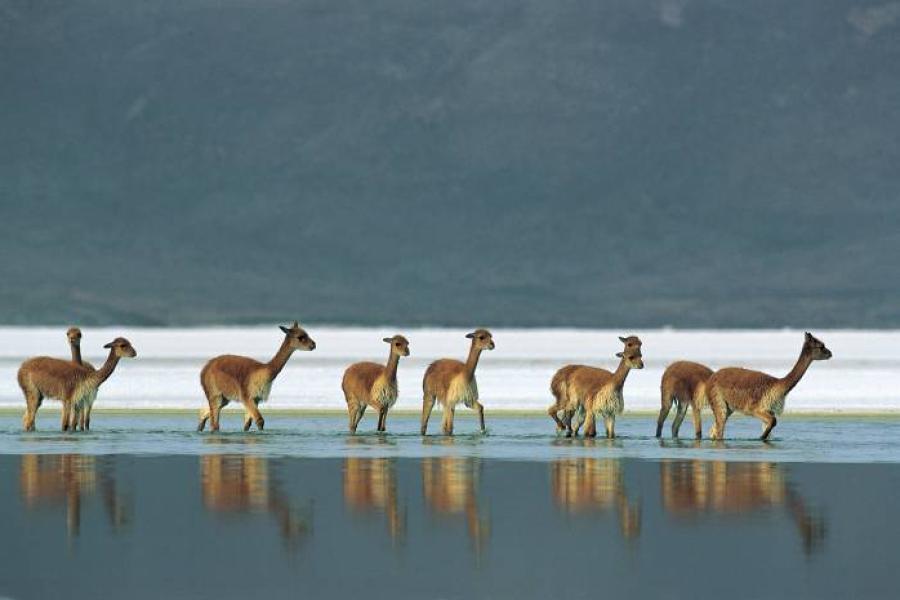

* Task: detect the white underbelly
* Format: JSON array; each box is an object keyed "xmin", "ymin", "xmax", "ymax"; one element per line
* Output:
[
  {"xmin": 591, "ymin": 388, "xmax": 624, "ymax": 416},
  {"xmin": 447, "ymin": 375, "xmax": 478, "ymax": 408},
  {"xmin": 74, "ymin": 385, "xmax": 98, "ymax": 410},
  {"xmin": 372, "ymin": 379, "xmax": 399, "ymax": 408}
]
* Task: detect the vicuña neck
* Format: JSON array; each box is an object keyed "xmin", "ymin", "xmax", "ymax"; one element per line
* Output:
[
  {"xmin": 464, "ymin": 344, "xmax": 483, "ymax": 380},
  {"xmin": 780, "ymin": 349, "xmax": 814, "ymax": 394},
  {"xmin": 70, "ymin": 343, "xmax": 83, "ymax": 365},
  {"xmin": 611, "ymin": 358, "xmax": 633, "ymax": 389},
  {"xmin": 267, "ymin": 338, "xmax": 295, "ymax": 379},
  {"xmin": 385, "ymin": 351, "xmax": 401, "ymax": 381},
  {"xmin": 89, "ymin": 349, "xmax": 121, "ymax": 387}
]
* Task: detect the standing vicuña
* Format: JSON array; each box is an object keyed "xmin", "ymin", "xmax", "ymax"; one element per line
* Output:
[
  {"xmin": 579, "ymin": 346, "xmax": 644, "ymax": 438},
  {"xmin": 707, "ymin": 332, "xmax": 832, "ymax": 440},
  {"xmin": 198, "ymin": 322, "xmax": 316, "ymax": 432},
  {"xmin": 67, "ymin": 327, "xmax": 99, "ymax": 431},
  {"xmin": 342, "ymin": 335, "xmax": 410, "ymax": 433},
  {"xmin": 421, "ymin": 329, "xmax": 495, "ymax": 435},
  {"xmin": 656, "ymin": 361, "xmax": 713, "ymax": 439},
  {"xmin": 548, "ymin": 336, "xmax": 641, "ymax": 436},
  {"xmin": 19, "ymin": 337, "xmax": 137, "ymax": 431}
]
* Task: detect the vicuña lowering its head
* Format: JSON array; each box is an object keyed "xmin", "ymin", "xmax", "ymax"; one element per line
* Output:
[
  {"xmin": 706, "ymin": 332, "xmax": 832, "ymax": 440},
  {"xmin": 342, "ymin": 335, "xmax": 410, "ymax": 433},
  {"xmin": 656, "ymin": 361, "xmax": 713, "ymax": 439},
  {"xmin": 548, "ymin": 336, "xmax": 642, "ymax": 437},
  {"xmin": 19, "ymin": 337, "xmax": 137, "ymax": 432},
  {"xmin": 198, "ymin": 322, "xmax": 316, "ymax": 432},
  {"xmin": 421, "ymin": 329, "xmax": 495, "ymax": 436}
]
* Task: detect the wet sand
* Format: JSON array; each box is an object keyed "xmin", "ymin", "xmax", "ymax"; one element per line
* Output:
[{"xmin": 1, "ymin": 448, "xmax": 898, "ymax": 599}]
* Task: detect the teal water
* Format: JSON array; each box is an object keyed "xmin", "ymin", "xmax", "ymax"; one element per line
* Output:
[
  {"xmin": 3, "ymin": 413, "xmax": 900, "ymax": 599},
  {"xmin": 2, "ymin": 413, "xmax": 899, "ymax": 463}
]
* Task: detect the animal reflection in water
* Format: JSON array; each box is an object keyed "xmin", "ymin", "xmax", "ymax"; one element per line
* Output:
[
  {"xmin": 551, "ymin": 458, "xmax": 641, "ymax": 539},
  {"xmin": 200, "ymin": 455, "xmax": 310, "ymax": 546},
  {"xmin": 343, "ymin": 458, "xmax": 405, "ymax": 542},
  {"xmin": 422, "ymin": 457, "xmax": 489, "ymax": 553},
  {"xmin": 660, "ymin": 460, "xmax": 826, "ymax": 553},
  {"xmin": 19, "ymin": 454, "xmax": 130, "ymax": 538}
]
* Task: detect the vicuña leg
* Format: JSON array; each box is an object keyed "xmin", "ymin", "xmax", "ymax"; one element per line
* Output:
[
  {"xmin": 22, "ymin": 388, "xmax": 41, "ymax": 432},
  {"xmin": 656, "ymin": 393, "xmax": 673, "ymax": 438},
  {"xmin": 473, "ymin": 400, "xmax": 486, "ymax": 433},
  {"xmin": 208, "ymin": 395, "xmax": 225, "ymax": 432},
  {"xmin": 604, "ymin": 415, "xmax": 616, "ymax": 439},
  {"xmin": 198, "ymin": 407, "xmax": 210, "ymax": 432},
  {"xmin": 691, "ymin": 404, "xmax": 703, "ymax": 440},
  {"xmin": 672, "ymin": 401, "xmax": 688, "ymax": 438},
  {"xmin": 441, "ymin": 405, "xmax": 455, "ymax": 436},
  {"xmin": 420, "ymin": 394, "xmax": 435, "ymax": 435},
  {"xmin": 756, "ymin": 410, "xmax": 777, "ymax": 441},
  {"xmin": 243, "ymin": 395, "xmax": 264, "ymax": 431},
  {"xmin": 548, "ymin": 404, "xmax": 567, "ymax": 432},
  {"xmin": 583, "ymin": 409, "xmax": 597, "ymax": 438}
]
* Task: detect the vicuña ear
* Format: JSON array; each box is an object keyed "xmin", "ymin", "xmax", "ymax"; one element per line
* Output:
[
  {"xmin": 292, "ymin": 320, "xmax": 300, "ymax": 328},
  {"xmin": 103, "ymin": 342, "xmax": 114, "ymax": 349},
  {"xmin": 279, "ymin": 325, "xmax": 290, "ymax": 334},
  {"xmin": 616, "ymin": 352, "xmax": 624, "ymax": 358},
  {"xmin": 466, "ymin": 332, "xmax": 475, "ymax": 339},
  {"xmin": 619, "ymin": 336, "xmax": 628, "ymax": 343},
  {"xmin": 383, "ymin": 337, "xmax": 392, "ymax": 343},
  {"xmin": 804, "ymin": 331, "xmax": 813, "ymax": 341}
]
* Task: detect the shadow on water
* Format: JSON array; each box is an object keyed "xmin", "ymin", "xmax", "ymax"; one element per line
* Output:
[
  {"xmin": 660, "ymin": 460, "xmax": 826, "ymax": 554},
  {"xmin": 343, "ymin": 457, "xmax": 405, "ymax": 544},
  {"xmin": 199, "ymin": 455, "xmax": 312, "ymax": 550},
  {"xmin": 19, "ymin": 454, "xmax": 131, "ymax": 539}
]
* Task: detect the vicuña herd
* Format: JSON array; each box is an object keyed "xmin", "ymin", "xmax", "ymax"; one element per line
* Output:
[{"xmin": 15, "ymin": 325, "xmax": 832, "ymax": 441}]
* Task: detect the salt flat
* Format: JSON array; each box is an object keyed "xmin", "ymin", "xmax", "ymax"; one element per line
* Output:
[{"xmin": 0, "ymin": 327, "xmax": 897, "ymax": 413}]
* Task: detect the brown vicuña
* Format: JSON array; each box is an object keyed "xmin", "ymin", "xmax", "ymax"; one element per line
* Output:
[
  {"xmin": 421, "ymin": 329, "xmax": 495, "ymax": 436},
  {"xmin": 18, "ymin": 337, "xmax": 137, "ymax": 432},
  {"xmin": 656, "ymin": 361, "xmax": 713, "ymax": 439},
  {"xmin": 66, "ymin": 327, "xmax": 99, "ymax": 431},
  {"xmin": 198, "ymin": 321, "xmax": 316, "ymax": 432},
  {"xmin": 547, "ymin": 336, "xmax": 641, "ymax": 436},
  {"xmin": 706, "ymin": 332, "xmax": 832, "ymax": 440},
  {"xmin": 342, "ymin": 335, "xmax": 410, "ymax": 433}
]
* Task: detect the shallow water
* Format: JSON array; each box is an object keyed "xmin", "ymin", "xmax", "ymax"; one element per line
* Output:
[
  {"xmin": 3, "ymin": 413, "xmax": 900, "ymax": 598},
  {"xmin": 2, "ymin": 413, "xmax": 900, "ymax": 463},
  {"xmin": 1, "ymin": 451, "xmax": 898, "ymax": 600}
]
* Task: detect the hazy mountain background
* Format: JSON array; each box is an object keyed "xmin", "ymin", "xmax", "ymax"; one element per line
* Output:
[{"xmin": 1, "ymin": 0, "xmax": 898, "ymax": 328}]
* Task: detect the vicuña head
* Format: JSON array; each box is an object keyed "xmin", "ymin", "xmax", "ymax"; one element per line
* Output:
[
  {"xmin": 616, "ymin": 347, "xmax": 644, "ymax": 370},
  {"xmin": 466, "ymin": 329, "xmax": 496, "ymax": 351},
  {"xmin": 618, "ymin": 335, "xmax": 642, "ymax": 350},
  {"xmin": 66, "ymin": 327, "xmax": 82, "ymax": 345},
  {"xmin": 280, "ymin": 321, "xmax": 317, "ymax": 351},
  {"xmin": 103, "ymin": 337, "xmax": 137, "ymax": 358},
  {"xmin": 802, "ymin": 332, "xmax": 832, "ymax": 361},
  {"xmin": 383, "ymin": 334, "xmax": 410, "ymax": 356}
]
